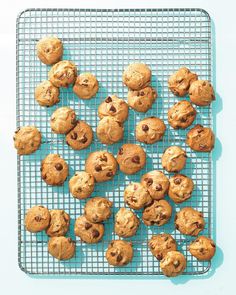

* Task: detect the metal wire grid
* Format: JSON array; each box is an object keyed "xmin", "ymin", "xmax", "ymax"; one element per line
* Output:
[{"xmin": 16, "ymin": 8, "xmax": 213, "ymax": 275}]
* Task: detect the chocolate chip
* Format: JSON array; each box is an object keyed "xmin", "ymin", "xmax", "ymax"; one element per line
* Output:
[
  {"xmin": 106, "ymin": 171, "xmax": 113, "ymax": 178},
  {"xmin": 173, "ymin": 260, "xmax": 180, "ymax": 268},
  {"xmin": 160, "ymin": 213, "xmax": 166, "ymax": 219},
  {"xmin": 110, "ymin": 105, "xmax": 116, "ymax": 113},
  {"xmin": 199, "ymin": 247, "xmax": 204, "ymax": 253},
  {"xmin": 101, "ymin": 155, "xmax": 107, "ymax": 162},
  {"xmin": 92, "ymin": 229, "xmax": 100, "ymax": 238},
  {"xmin": 84, "ymin": 222, "xmax": 92, "ymax": 230},
  {"xmin": 132, "ymin": 155, "xmax": 140, "ymax": 164},
  {"xmin": 84, "ymin": 79, "xmax": 88, "ymax": 83},
  {"xmin": 71, "ymin": 132, "xmax": 77, "ymax": 140},
  {"xmin": 140, "ymin": 91, "xmax": 145, "ymax": 96},
  {"xmin": 180, "ymin": 116, "xmax": 187, "ymax": 122},
  {"xmin": 157, "ymin": 254, "xmax": 163, "ymax": 260},
  {"xmin": 116, "ymin": 254, "xmax": 123, "ymax": 262},
  {"xmin": 35, "ymin": 216, "xmax": 42, "ymax": 222},
  {"xmin": 142, "ymin": 124, "xmax": 149, "ymax": 132},
  {"xmin": 67, "ymin": 238, "xmax": 72, "ymax": 243},
  {"xmin": 55, "ymin": 163, "xmax": 63, "ymax": 171},
  {"xmin": 174, "ymin": 178, "xmax": 182, "ymax": 185},
  {"xmin": 118, "ymin": 148, "xmax": 123, "ymax": 155},
  {"xmin": 110, "ymin": 252, "xmax": 116, "ymax": 256},
  {"xmin": 131, "ymin": 197, "xmax": 137, "ymax": 203},
  {"xmin": 105, "ymin": 96, "xmax": 112, "ymax": 103},
  {"xmin": 145, "ymin": 178, "xmax": 153, "ymax": 186},
  {"xmin": 95, "ymin": 165, "xmax": 102, "ymax": 172},
  {"xmin": 80, "ymin": 135, "xmax": 87, "ymax": 143},
  {"xmin": 156, "ymin": 184, "xmax": 162, "ymax": 191}
]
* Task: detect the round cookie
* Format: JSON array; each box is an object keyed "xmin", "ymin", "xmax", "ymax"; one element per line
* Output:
[
  {"xmin": 160, "ymin": 251, "xmax": 186, "ymax": 277},
  {"xmin": 141, "ymin": 170, "xmax": 169, "ymax": 200},
  {"xmin": 186, "ymin": 124, "xmax": 215, "ymax": 152},
  {"xmin": 127, "ymin": 86, "xmax": 157, "ymax": 113},
  {"xmin": 189, "ymin": 80, "xmax": 215, "ymax": 106},
  {"xmin": 106, "ymin": 240, "xmax": 133, "ymax": 266},
  {"xmin": 124, "ymin": 182, "xmax": 152, "ymax": 210},
  {"xmin": 168, "ymin": 100, "xmax": 197, "ymax": 129},
  {"xmin": 41, "ymin": 154, "xmax": 69, "ymax": 186},
  {"xmin": 48, "ymin": 236, "xmax": 75, "ymax": 260},
  {"xmin": 24, "ymin": 205, "xmax": 50, "ymax": 233},
  {"xmin": 46, "ymin": 209, "xmax": 70, "ymax": 237},
  {"xmin": 117, "ymin": 144, "xmax": 146, "ymax": 175},
  {"xmin": 149, "ymin": 234, "xmax": 177, "ymax": 260},
  {"xmin": 168, "ymin": 67, "xmax": 198, "ymax": 96},
  {"xmin": 122, "ymin": 63, "xmax": 151, "ymax": 90},
  {"xmin": 36, "ymin": 36, "xmax": 63, "ymax": 65},
  {"xmin": 35, "ymin": 80, "xmax": 60, "ymax": 107},
  {"xmin": 66, "ymin": 121, "xmax": 93, "ymax": 150},
  {"xmin": 48, "ymin": 60, "xmax": 77, "ymax": 88},
  {"xmin": 168, "ymin": 174, "xmax": 194, "ymax": 204},
  {"xmin": 188, "ymin": 236, "xmax": 216, "ymax": 260},
  {"xmin": 85, "ymin": 151, "xmax": 117, "ymax": 182},
  {"xmin": 50, "ymin": 106, "xmax": 77, "ymax": 134},
  {"xmin": 98, "ymin": 95, "xmax": 129, "ymax": 123},
  {"xmin": 161, "ymin": 146, "xmax": 187, "ymax": 173},
  {"xmin": 136, "ymin": 117, "xmax": 166, "ymax": 144},
  {"xmin": 97, "ymin": 117, "xmax": 124, "ymax": 145},
  {"xmin": 175, "ymin": 207, "xmax": 205, "ymax": 236},
  {"xmin": 69, "ymin": 171, "xmax": 95, "ymax": 199},
  {"xmin": 142, "ymin": 200, "xmax": 172, "ymax": 226},
  {"xmin": 115, "ymin": 208, "xmax": 140, "ymax": 238},
  {"xmin": 14, "ymin": 126, "xmax": 41, "ymax": 155},
  {"xmin": 84, "ymin": 197, "xmax": 113, "ymax": 223},
  {"xmin": 74, "ymin": 215, "xmax": 104, "ymax": 244},
  {"xmin": 73, "ymin": 72, "xmax": 99, "ymax": 99}
]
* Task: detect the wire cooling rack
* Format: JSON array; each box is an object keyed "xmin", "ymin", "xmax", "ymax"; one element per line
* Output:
[{"xmin": 16, "ymin": 8, "xmax": 213, "ymax": 275}]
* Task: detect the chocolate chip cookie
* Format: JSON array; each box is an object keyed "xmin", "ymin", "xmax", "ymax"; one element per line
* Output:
[
  {"xmin": 142, "ymin": 200, "xmax": 172, "ymax": 226},
  {"xmin": 97, "ymin": 117, "xmax": 124, "ymax": 145},
  {"xmin": 73, "ymin": 72, "xmax": 99, "ymax": 99},
  {"xmin": 24, "ymin": 205, "xmax": 50, "ymax": 233},
  {"xmin": 188, "ymin": 236, "xmax": 216, "ymax": 260},
  {"xmin": 46, "ymin": 209, "xmax": 70, "ymax": 237},
  {"xmin": 84, "ymin": 197, "xmax": 113, "ymax": 223},
  {"xmin": 36, "ymin": 36, "xmax": 63, "ymax": 65},
  {"xmin": 50, "ymin": 106, "xmax": 77, "ymax": 134},
  {"xmin": 149, "ymin": 234, "xmax": 177, "ymax": 260},
  {"xmin": 106, "ymin": 240, "xmax": 133, "ymax": 266},
  {"xmin": 69, "ymin": 171, "xmax": 95, "ymax": 199},
  {"xmin": 14, "ymin": 126, "xmax": 41, "ymax": 155},
  {"xmin": 168, "ymin": 174, "xmax": 194, "ymax": 204},
  {"xmin": 48, "ymin": 236, "xmax": 75, "ymax": 260},
  {"xmin": 35, "ymin": 80, "xmax": 60, "ymax": 107},
  {"xmin": 49, "ymin": 60, "xmax": 77, "ymax": 88},
  {"xmin": 161, "ymin": 146, "xmax": 187, "ymax": 172},
  {"xmin": 160, "ymin": 251, "xmax": 186, "ymax": 277},
  {"xmin": 189, "ymin": 80, "xmax": 215, "ymax": 106},
  {"xmin": 124, "ymin": 182, "xmax": 152, "ymax": 210},
  {"xmin": 115, "ymin": 208, "xmax": 140, "ymax": 238},
  {"xmin": 122, "ymin": 63, "xmax": 151, "ymax": 90}
]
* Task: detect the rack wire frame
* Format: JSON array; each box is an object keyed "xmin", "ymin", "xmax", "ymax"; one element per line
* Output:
[{"xmin": 16, "ymin": 8, "xmax": 213, "ymax": 276}]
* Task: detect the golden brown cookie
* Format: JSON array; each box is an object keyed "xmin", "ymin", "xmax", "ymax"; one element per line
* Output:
[
  {"xmin": 186, "ymin": 124, "xmax": 215, "ymax": 152},
  {"xmin": 189, "ymin": 80, "xmax": 215, "ymax": 106},
  {"xmin": 114, "ymin": 208, "xmax": 140, "ymax": 238},
  {"xmin": 124, "ymin": 182, "xmax": 152, "ymax": 210},
  {"xmin": 97, "ymin": 117, "xmax": 124, "ymax": 145},
  {"xmin": 73, "ymin": 72, "xmax": 99, "ymax": 99},
  {"xmin": 36, "ymin": 36, "xmax": 63, "ymax": 65},
  {"xmin": 85, "ymin": 151, "xmax": 117, "ymax": 182},
  {"xmin": 35, "ymin": 80, "xmax": 60, "ymax": 107},
  {"xmin": 136, "ymin": 117, "xmax": 166, "ymax": 144},
  {"xmin": 168, "ymin": 100, "xmax": 196, "ymax": 129},
  {"xmin": 142, "ymin": 200, "xmax": 172, "ymax": 226},
  {"xmin": 149, "ymin": 234, "xmax": 177, "ymax": 260},
  {"xmin": 122, "ymin": 63, "xmax": 151, "ymax": 90},
  {"xmin": 69, "ymin": 171, "xmax": 95, "ymax": 199},
  {"xmin": 161, "ymin": 146, "xmax": 187, "ymax": 172},
  {"xmin": 14, "ymin": 126, "xmax": 41, "ymax": 155},
  {"xmin": 46, "ymin": 209, "xmax": 70, "ymax": 237},
  {"xmin": 41, "ymin": 154, "xmax": 69, "ymax": 186},
  {"xmin": 141, "ymin": 170, "xmax": 169, "ymax": 200},
  {"xmin": 48, "ymin": 236, "xmax": 75, "ymax": 260},
  {"xmin": 74, "ymin": 215, "xmax": 104, "ymax": 243},
  {"xmin": 117, "ymin": 144, "xmax": 146, "ymax": 175},
  {"xmin": 24, "ymin": 205, "xmax": 50, "ymax": 233},
  {"xmin": 168, "ymin": 67, "xmax": 198, "ymax": 96},
  {"xmin": 175, "ymin": 207, "xmax": 205, "ymax": 236},
  {"xmin": 106, "ymin": 240, "xmax": 133, "ymax": 266},
  {"xmin": 50, "ymin": 106, "xmax": 77, "ymax": 134},
  {"xmin": 168, "ymin": 174, "xmax": 194, "ymax": 204},
  {"xmin": 160, "ymin": 251, "xmax": 186, "ymax": 277},
  {"xmin": 188, "ymin": 236, "xmax": 216, "ymax": 260},
  {"xmin": 66, "ymin": 121, "xmax": 93, "ymax": 150},
  {"xmin": 84, "ymin": 197, "xmax": 113, "ymax": 223}
]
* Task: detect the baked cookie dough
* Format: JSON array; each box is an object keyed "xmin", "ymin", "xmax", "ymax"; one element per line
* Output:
[
  {"xmin": 122, "ymin": 63, "xmax": 151, "ymax": 90},
  {"xmin": 24, "ymin": 205, "xmax": 50, "ymax": 233},
  {"xmin": 142, "ymin": 200, "xmax": 172, "ymax": 226},
  {"xmin": 168, "ymin": 67, "xmax": 198, "ymax": 97},
  {"xmin": 168, "ymin": 100, "xmax": 197, "ymax": 129},
  {"xmin": 48, "ymin": 236, "xmax": 75, "ymax": 260},
  {"xmin": 160, "ymin": 251, "xmax": 186, "ymax": 277},
  {"xmin": 14, "ymin": 126, "xmax": 41, "ymax": 155},
  {"xmin": 186, "ymin": 124, "xmax": 215, "ymax": 152},
  {"xmin": 106, "ymin": 240, "xmax": 133, "ymax": 266},
  {"xmin": 74, "ymin": 215, "xmax": 104, "ymax": 243},
  {"xmin": 41, "ymin": 154, "xmax": 69, "ymax": 186},
  {"xmin": 168, "ymin": 174, "xmax": 194, "ymax": 204},
  {"xmin": 136, "ymin": 117, "xmax": 166, "ymax": 144},
  {"xmin": 85, "ymin": 151, "xmax": 117, "ymax": 182},
  {"xmin": 189, "ymin": 80, "xmax": 215, "ymax": 106},
  {"xmin": 149, "ymin": 234, "xmax": 177, "ymax": 260},
  {"xmin": 50, "ymin": 106, "xmax": 77, "ymax": 134},
  {"xmin": 97, "ymin": 117, "xmax": 124, "ymax": 145},
  {"xmin": 117, "ymin": 144, "xmax": 146, "ymax": 175},
  {"xmin": 188, "ymin": 236, "xmax": 216, "ymax": 260},
  {"xmin": 141, "ymin": 170, "xmax": 169, "ymax": 200},
  {"xmin": 36, "ymin": 36, "xmax": 63, "ymax": 65},
  {"xmin": 175, "ymin": 207, "xmax": 205, "ymax": 236},
  {"xmin": 124, "ymin": 182, "xmax": 152, "ymax": 210},
  {"xmin": 84, "ymin": 197, "xmax": 113, "ymax": 223},
  {"xmin": 127, "ymin": 86, "xmax": 157, "ymax": 113},
  {"xmin": 48, "ymin": 60, "xmax": 77, "ymax": 88},
  {"xmin": 66, "ymin": 120, "xmax": 93, "ymax": 150},
  {"xmin": 114, "ymin": 208, "xmax": 140, "ymax": 238},
  {"xmin": 98, "ymin": 95, "xmax": 129, "ymax": 123},
  {"xmin": 161, "ymin": 146, "xmax": 187, "ymax": 173},
  {"xmin": 35, "ymin": 80, "xmax": 60, "ymax": 107},
  {"xmin": 69, "ymin": 171, "xmax": 95, "ymax": 199},
  {"xmin": 46, "ymin": 209, "xmax": 70, "ymax": 237},
  {"xmin": 73, "ymin": 72, "xmax": 99, "ymax": 99}
]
